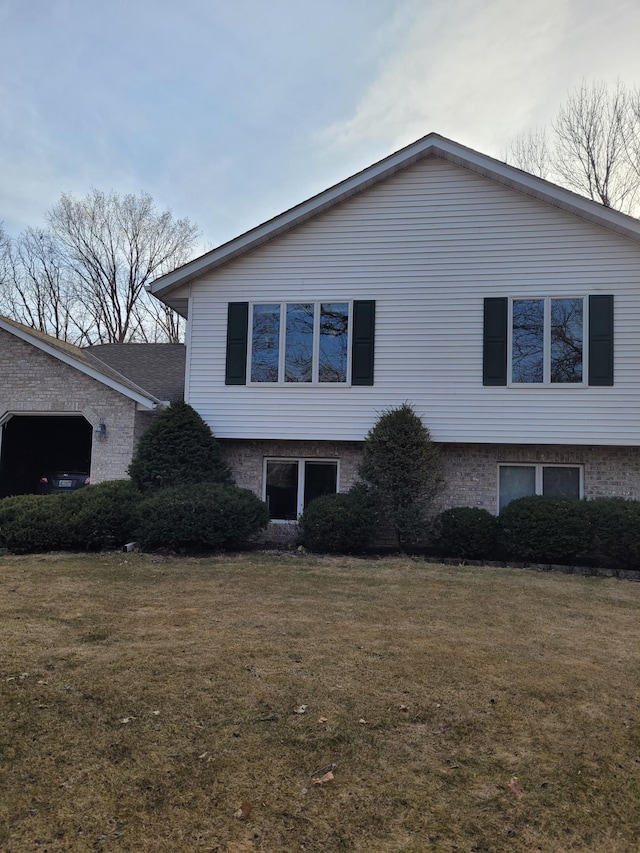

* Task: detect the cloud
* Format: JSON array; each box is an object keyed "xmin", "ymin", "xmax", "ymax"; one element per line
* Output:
[{"xmin": 317, "ymin": 0, "xmax": 640, "ymax": 162}]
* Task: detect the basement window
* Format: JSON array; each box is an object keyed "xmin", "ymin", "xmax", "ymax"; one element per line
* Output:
[
  {"xmin": 265, "ymin": 459, "xmax": 338, "ymax": 520},
  {"xmin": 498, "ymin": 463, "xmax": 582, "ymax": 511}
]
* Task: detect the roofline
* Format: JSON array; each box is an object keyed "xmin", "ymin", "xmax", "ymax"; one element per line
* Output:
[
  {"xmin": 0, "ymin": 318, "xmax": 160, "ymax": 408},
  {"xmin": 150, "ymin": 131, "xmax": 640, "ymax": 298}
]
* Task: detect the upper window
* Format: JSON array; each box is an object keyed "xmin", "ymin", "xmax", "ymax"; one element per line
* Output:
[
  {"xmin": 511, "ymin": 297, "xmax": 584, "ymax": 384},
  {"xmin": 250, "ymin": 302, "xmax": 349, "ymax": 384}
]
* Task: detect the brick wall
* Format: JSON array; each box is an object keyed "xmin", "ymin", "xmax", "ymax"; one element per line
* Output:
[
  {"xmin": 0, "ymin": 328, "xmax": 146, "ymax": 483},
  {"xmin": 220, "ymin": 438, "xmax": 640, "ymax": 544}
]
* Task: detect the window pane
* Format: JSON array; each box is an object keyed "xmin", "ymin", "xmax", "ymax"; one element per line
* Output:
[
  {"xmin": 551, "ymin": 298, "xmax": 583, "ymax": 383},
  {"xmin": 251, "ymin": 304, "xmax": 280, "ymax": 382},
  {"xmin": 304, "ymin": 461, "xmax": 337, "ymax": 507},
  {"xmin": 319, "ymin": 303, "xmax": 349, "ymax": 383},
  {"xmin": 512, "ymin": 299, "xmax": 544, "ymax": 382},
  {"xmin": 285, "ymin": 303, "xmax": 314, "ymax": 382},
  {"xmin": 499, "ymin": 466, "xmax": 536, "ymax": 511},
  {"xmin": 543, "ymin": 467, "xmax": 580, "ymax": 499},
  {"xmin": 266, "ymin": 461, "xmax": 298, "ymax": 520}
]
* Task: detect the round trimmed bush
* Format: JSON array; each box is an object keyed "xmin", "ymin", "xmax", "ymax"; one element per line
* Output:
[
  {"xmin": 298, "ymin": 486, "xmax": 378, "ymax": 553},
  {"xmin": 431, "ymin": 507, "xmax": 499, "ymax": 559},
  {"xmin": 586, "ymin": 497, "xmax": 640, "ymax": 570},
  {"xmin": 134, "ymin": 483, "xmax": 269, "ymax": 551},
  {"xmin": 498, "ymin": 495, "xmax": 589, "ymax": 565},
  {"xmin": 0, "ymin": 494, "xmax": 71, "ymax": 554},
  {"xmin": 66, "ymin": 480, "xmax": 142, "ymax": 550}
]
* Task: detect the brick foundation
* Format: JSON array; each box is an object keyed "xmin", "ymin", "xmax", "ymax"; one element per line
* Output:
[{"xmin": 220, "ymin": 438, "xmax": 640, "ymax": 544}]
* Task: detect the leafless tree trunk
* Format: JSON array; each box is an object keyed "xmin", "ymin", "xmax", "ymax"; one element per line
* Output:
[{"xmin": 507, "ymin": 80, "xmax": 640, "ymax": 216}]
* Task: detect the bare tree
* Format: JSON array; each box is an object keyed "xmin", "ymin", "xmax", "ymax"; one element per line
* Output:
[
  {"xmin": 507, "ymin": 80, "xmax": 640, "ymax": 216},
  {"xmin": 47, "ymin": 189, "xmax": 199, "ymax": 343},
  {"xmin": 509, "ymin": 126, "xmax": 552, "ymax": 179},
  {"xmin": 11, "ymin": 228, "xmax": 88, "ymax": 342}
]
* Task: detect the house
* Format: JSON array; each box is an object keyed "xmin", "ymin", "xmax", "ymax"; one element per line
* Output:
[
  {"xmin": 0, "ymin": 316, "xmax": 185, "ymax": 496},
  {"xmin": 157, "ymin": 134, "xmax": 640, "ymax": 525}
]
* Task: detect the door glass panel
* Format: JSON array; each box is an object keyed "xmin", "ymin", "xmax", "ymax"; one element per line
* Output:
[
  {"xmin": 266, "ymin": 461, "xmax": 298, "ymax": 520},
  {"xmin": 551, "ymin": 298, "xmax": 583, "ymax": 383},
  {"xmin": 543, "ymin": 466, "xmax": 581, "ymax": 499},
  {"xmin": 319, "ymin": 303, "xmax": 348, "ymax": 382},
  {"xmin": 285, "ymin": 303, "xmax": 314, "ymax": 382},
  {"xmin": 251, "ymin": 304, "xmax": 280, "ymax": 382},
  {"xmin": 512, "ymin": 299, "xmax": 544, "ymax": 383},
  {"xmin": 303, "ymin": 461, "xmax": 337, "ymax": 508},
  {"xmin": 499, "ymin": 465, "xmax": 536, "ymax": 511}
]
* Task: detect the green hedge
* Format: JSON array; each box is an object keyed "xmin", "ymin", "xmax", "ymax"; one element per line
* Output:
[
  {"xmin": 66, "ymin": 480, "xmax": 142, "ymax": 550},
  {"xmin": 134, "ymin": 483, "xmax": 269, "ymax": 551},
  {"xmin": 497, "ymin": 496, "xmax": 589, "ymax": 565},
  {"xmin": 585, "ymin": 497, "xmax": 640, "ymax": 570},
  {"xmin": 0, "ymin": 494, "xmax": 71, "ymax": 554},
  {"xmin": 298, "ymin": 487, "xmax": 378, "ymax": 553},
  {"xmin": 431, "ymin": 507, "xmax": 500, "ymax": 560}
]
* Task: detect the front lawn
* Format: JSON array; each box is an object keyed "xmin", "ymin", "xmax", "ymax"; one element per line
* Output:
[{"xmin": 1, "ymin": 552, "xmax": 639, "ymax": 852}]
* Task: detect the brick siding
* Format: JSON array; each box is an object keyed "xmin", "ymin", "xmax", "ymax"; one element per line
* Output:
[{"xmin": 0, "ymin": 328, "xmax": 149, "ymax": 483}]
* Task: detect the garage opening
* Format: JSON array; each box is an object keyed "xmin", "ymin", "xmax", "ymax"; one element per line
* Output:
[{"xmin": 0, "ymin": 416, "xmax": 93, "ymax": 497}]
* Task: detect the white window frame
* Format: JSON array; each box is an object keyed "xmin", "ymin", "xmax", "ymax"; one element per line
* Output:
[
  {"xmin": 508, "ymin": 296, "xmax": 588, "ymax": 386},
  {"xmin": 263, "ymin": 457, "xmax": 340, "ymax": 522},
  {"xmin": 248, "ymin": 301, "xmax": 352, "ymax": 386},
  {"xmin": 497, "ymin": 462, "xmax": 584, "ymax": 513}
]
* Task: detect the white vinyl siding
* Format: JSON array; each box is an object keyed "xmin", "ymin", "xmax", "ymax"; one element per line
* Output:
[{"xmin": 186, "ymin": 157, "xmax": 640, "ymax": 446}]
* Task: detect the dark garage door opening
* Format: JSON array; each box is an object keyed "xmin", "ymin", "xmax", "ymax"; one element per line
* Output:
[{"xmin": 0, "ymin": 416, "xmax": 93, "ymax": 497}]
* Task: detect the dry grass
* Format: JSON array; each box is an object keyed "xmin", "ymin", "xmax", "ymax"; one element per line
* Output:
[{"xmin": 1, "ymin": 552, "xmax": 639, "ymax": 852}]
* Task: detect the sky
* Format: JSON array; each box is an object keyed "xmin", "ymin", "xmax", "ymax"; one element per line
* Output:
[{"xmin": 1, "ymin": 0, "xmax": 639, "ymax": 251}]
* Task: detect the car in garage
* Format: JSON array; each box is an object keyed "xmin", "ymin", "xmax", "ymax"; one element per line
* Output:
[{"xmin": 38, "ymin": 470, "xmax": 91, "ymax": 494}]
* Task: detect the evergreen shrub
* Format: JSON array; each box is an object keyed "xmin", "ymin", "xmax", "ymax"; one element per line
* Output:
[
  {"xmin": 128, "ymin": 400, "xmax": 232, "ymax": 492},
  {"xmin": 298, "ymin": 486, "xmax": 378, "ymax": 553},
  {"xmin": 134, "ymin": 483, "xmax": 269, "ymax": 551},
  {"xmin": 359, "ymin": 403, "xmax": 443, "ymax": 550},
  {"xmin": 0, "ymin": 494, "xmax": 71, "ymax": 554},
  {"xmin": 431, "ymin": 506, "xmax": 500, "ymax": 559},
  {"xmin": 586, "ymin": 497, "xmax": 640, "ymax": 570},
  {"xmin": 497, "ymin": 496, "xmax": 589, "ymax": 565},
  {"xmin": 66, "ymin": 480, "xmax": 142, "ymax": 550}
]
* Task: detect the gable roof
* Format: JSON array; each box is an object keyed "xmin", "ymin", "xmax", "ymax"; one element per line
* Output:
[
  {"xmin": 84, "ymin": 343, "xmax": 186, "ymax": 402},
  {"xmin": 150, "ymin": 131, "xmax": 640, "ymax": 314},
  {"xmin": 0, "ymin": 316, "xmax": 161, "ymax": 408}
]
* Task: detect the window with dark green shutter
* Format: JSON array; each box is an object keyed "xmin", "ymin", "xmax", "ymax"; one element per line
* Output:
[
  {"xmin": 486, "ymin": 294, "xmax": 614, "ymax": 387},
  {"xmin": 225, "ymin": 302, "xmax": 248, "ymax": 385}
]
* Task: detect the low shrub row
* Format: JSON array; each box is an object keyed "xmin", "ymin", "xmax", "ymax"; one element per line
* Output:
[
  {"xmin": 299, "ymin": 493, "xmax": 640, "ymax": 571},
  {"xmin": 0, "ymin": 480, "xmax": 269, "ymax": 554}
]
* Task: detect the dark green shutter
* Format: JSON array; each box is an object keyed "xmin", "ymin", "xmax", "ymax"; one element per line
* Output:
[
  {"xmin": 483, "ymin": 297, "xmax": 508, "ymax": 386},
  {"xmin": 225, "ymin": 302, "xmax": 248, "ymax": 385},
  {"xmin": 351, "ymin": 300, "xmax": 375, "ymax": 386},
  {"xmin": 589, "ymin": 295, "xmax": 614, "ymax": 386}
]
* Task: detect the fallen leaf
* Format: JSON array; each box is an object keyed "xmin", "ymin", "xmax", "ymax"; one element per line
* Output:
[
  {"xmin": 312, "ymin": 770, "xmax": 334, "ymax": 785},
  {"xmin": 506, "ymin": 776, "xmax": 523, "ymax": 797},
  {"xmin": 317, "ymin": 716, "xmax": 328, "ymax": 724},
  {"xmin": 234, "ymin": 801, "xmax": 252, "ymax": 820},
  {"xmin": 293, "ymin": 704, "xmax": 308, "ymax": 715}
]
